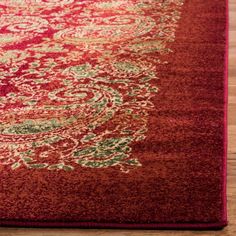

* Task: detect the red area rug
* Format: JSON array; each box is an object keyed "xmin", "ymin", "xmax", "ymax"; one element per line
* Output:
[{"xmin": 0, "ymin": 0, "xmax": 228, "ymax": 229}]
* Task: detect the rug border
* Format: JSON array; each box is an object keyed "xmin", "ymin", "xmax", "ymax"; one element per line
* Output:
[
  {"xmin": 222, "ymin": 0, "xmax": 229, "ymax": 226},
  {"xmin": 0, "ymin": 220, "xmax": 229, "ymax": 229},
  {"xmin": 0, "ymin": 0, "xmax": 229, "ymax": 229}
]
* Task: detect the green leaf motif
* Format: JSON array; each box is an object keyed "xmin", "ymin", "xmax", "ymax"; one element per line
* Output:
[
  {"xmin": 73, "ymin": 137, "xmax": 141, "ymax": 169},
  {"xmin": 28, "ymin": 163, "xmax": 48, "ymax": 169},
  {"xmin": 62, "ymin": 165, "xmax": 74, "ymax": 171},
  {"xmin": 11, "ymin": 162, "xmax": 21, "ymax": 170}
]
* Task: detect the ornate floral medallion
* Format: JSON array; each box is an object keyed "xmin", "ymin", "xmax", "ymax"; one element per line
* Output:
[{"xmin": 0, "ymin": 0, "xmax": 184, "ymax": 172}]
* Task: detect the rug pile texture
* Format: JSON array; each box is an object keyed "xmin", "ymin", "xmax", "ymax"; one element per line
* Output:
[{"xmin": 0, "ymin": 0, "xmax": 227, "ymax": 229}]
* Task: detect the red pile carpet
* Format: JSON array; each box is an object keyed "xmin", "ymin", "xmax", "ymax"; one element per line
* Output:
[{"xmin": 0, "ymin": 0, "xmax": 228, "ymax": 229}]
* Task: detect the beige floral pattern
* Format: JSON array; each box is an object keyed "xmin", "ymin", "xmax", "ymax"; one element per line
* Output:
[{"xmin": 0, "ymin": 0, "xmax": 184, "ymax": 172}]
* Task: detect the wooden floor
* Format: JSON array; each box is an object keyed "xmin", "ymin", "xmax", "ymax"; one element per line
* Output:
[{"xmin": 0, "ymin": 1, "xmax": 235, "ymax": 236}]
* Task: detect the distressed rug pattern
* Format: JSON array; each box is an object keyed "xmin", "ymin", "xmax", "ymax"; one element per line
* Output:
[{"xmin": 0, "ymin": 0, "xmax": 227, "ymax": 229}]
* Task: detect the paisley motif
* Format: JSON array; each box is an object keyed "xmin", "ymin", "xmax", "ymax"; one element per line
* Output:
[
  {"xmin": 0, "ymin": 15, "xmax": 49, "ymax": 46},
  {"xmin": 54, "ymin": 15, "xmax": 156, "ymax": 44},
  {"xmin": 0, "ymin": 16, "xmax": 48, "ymax": 33}
]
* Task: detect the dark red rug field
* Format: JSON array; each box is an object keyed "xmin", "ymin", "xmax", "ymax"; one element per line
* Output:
[{"xmin": 0, "ymin": 0, "xmax": 228, "ymax": 229}]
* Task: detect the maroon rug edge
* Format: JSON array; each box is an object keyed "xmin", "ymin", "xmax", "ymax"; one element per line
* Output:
[
  {"xmin": 222, "ymin": 0, "xmax": 229, "ymax": 227},
  {"xmin": 0, "ymin": 220, "xmax": 228, "ymax": 229},
  {"xmin": 0, "ymin": 0, "xmax": 229, "ymax": 230}
]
